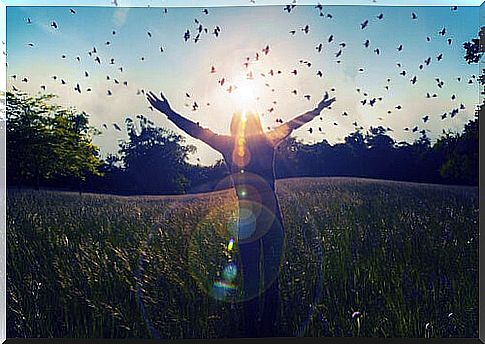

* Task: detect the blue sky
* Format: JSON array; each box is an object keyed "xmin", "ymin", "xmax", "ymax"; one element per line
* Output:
[{"xmin": 5, "ymin": 2, "xmax": 483, "ymax": 166}]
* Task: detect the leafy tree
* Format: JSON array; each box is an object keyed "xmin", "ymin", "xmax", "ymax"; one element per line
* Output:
[
  {"xmin": 117, "ymin": 114, "xmax": 196, "ymax": 194},
  {"xmin": 6, "ymin": 91, "xmax": 102, "ymax": 189}
]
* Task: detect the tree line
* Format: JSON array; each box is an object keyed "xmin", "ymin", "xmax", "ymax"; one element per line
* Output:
[{"xmin": 5, "ymin": 35, "xmax": 482, "ymax": 194}]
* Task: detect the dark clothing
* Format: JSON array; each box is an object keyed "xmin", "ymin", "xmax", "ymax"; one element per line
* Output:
[{"xmin": 164, "ymin": 108, "xmax": 320, "ymax": 337}]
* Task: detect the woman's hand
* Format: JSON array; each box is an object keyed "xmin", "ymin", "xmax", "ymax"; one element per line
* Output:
[
  {"xmin": 147, "ymin": 91, "xmax": 173, "ymax": 115},
  {"xmin": 316, "ymin": 92, "xmax": 336, "ymax": 112}
]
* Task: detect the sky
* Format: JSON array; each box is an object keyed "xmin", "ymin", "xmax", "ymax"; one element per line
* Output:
[{"xmin": 4, "ymin": 2, "xmax": 483, "ymax": 166}]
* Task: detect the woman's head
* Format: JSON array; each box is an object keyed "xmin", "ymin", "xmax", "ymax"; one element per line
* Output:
[{"xmin": 230, "ymin": 112, "xmax": 264, "ymax": 137}]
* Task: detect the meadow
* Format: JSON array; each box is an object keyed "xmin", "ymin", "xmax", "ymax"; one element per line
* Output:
[{"xmin": 7, "ymin": 177, "xmax": 479, "ymax": 338}]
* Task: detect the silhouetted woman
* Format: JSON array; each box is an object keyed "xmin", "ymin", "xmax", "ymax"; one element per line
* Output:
[{"xmin": 147, "ymin": 91, "xmax": 335, "ymax": 337}]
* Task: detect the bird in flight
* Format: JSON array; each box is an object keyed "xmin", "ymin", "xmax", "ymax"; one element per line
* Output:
[
  {"xmin": 70, "ymin": 8, "xmax": 76, "ymax": 14},
  {"xmin": 377, "ymin": 13, "xmax": 384, "ymax": 20},
  {"xmin": 51, "ymin": 21, "xmax": 58, "ymax": 29},
  {"xmin": 361, "ymin": 20, "xmax": 369, "ymax": 29},
  {"xmin": 412, "ymin": 12, "xmax": 417, "ymax": 19}
]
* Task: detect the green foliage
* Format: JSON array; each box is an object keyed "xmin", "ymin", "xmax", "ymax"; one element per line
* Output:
[
  {"xmin": 6, "ymin": 91, "xmax": 103, "ymax": 187},
  {"xmin": 117, "ymin": 115, "xmax": 196, "ymax": 194},
  {"xmin": 434, "ymin": 117, "xmax": 479, "ymax": 185}
]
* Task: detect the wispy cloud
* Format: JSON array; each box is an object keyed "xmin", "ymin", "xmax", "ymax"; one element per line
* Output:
[{"xmin": 112, "ymin": 7, "xmax": 129, "ymax": 27}]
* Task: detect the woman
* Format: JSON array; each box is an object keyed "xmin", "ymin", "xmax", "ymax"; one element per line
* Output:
[{"xmin": 147, "ymin": 91, "xmax": 335, "ymax": 337}]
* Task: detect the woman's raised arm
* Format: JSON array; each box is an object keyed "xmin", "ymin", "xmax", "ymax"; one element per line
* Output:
[
  {"xmin": 267, "ymin": 92, "xmax": 336, "ymax": 146},
  {"xmin": 147, "ymin": 91, "xmax": 229, "ymax": 152}
]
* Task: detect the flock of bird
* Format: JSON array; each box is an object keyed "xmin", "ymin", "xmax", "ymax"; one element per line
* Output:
[{"xmin": 7, "ymin": 3, "xmax": 477, "ymax": 139}]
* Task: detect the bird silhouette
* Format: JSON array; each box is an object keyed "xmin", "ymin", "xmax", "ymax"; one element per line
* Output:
[
  {"xmin": 316, "ymin": 43, "xmax": 323, "ymax": 52},
  {"xmin": 184, "ymin": 30, "xmax": 191, "ymax": 41},
  {"xmin": 361, "ymin": 20, "xmax": 369, "ymax": 29},
  {"xmin": 74, "ymin": 83, "xmax": 81, "ymax": 93},
  {"xmin": 328, "ymin": 35, "xmax": 334, "ymax": 43},
  {"xmin": 363, "ymin": 40, "xmax": 370, "ymax": 48},
  {"xmin": 448, "ymin": 38, "xmax": 452, "ymax": 45},
  {"xmin": 439, "ymin": 27, "xmax": 446, "ymax": 36},
  {"xmin": 262, "ymin": 45, "xmax": 270, "ymax": 55},
  {"xmin": 113, "ymin": 123, "xmax": 121, "ymax": 131},
  {"xmin": 397, "ymin": 44, "xmax": 403, "ymax": 51},
  {"xmin": 437, "ymin": 53, "xmax": 443, "ymax": 61},
  {"xmin": 422, "ymin": 115, "xmax": 429, "ymax": 123},
  {"xmin": 51, "ymin": 21, "xmax": 58, "ymax": 29},
  {"xmin": 377, "ymin": 13, "xmax": 384, "ymax": 19},
  {"xmin": 374, "ymin": 48, "xmax": 380, "ymax": 55},
  {"xmin": 412, "ymin": 12, "xmax": 417, "ymax": 19},
  {"xmin": 70, "ymin": 8, "xmax": 76, "ymax": 14},
  {"xmin": 203, "ymin": 9, "xmax": 209, "ymax": 14},
  {"xmin": 302, "ymin": 25, "xmax": 310, "ymax": 34},
  {"xmin": 27, "ymin": 17, "xmax": 32, "ymax": 24},
  {"xmin": 284, "ymin": 4, "xmax": 296, "ymax": 13},
  {"xmin": 410, "ymin": 76, "xmax": 417, "ymax": 84}
]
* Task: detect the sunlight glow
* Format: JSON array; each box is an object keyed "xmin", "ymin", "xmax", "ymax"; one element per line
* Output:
[{"xmin": 232, "ymin": 76, "xmax": 260, "ymax": 113}]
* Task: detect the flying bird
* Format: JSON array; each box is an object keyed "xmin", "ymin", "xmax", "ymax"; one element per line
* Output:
[
  {"xmin": 51, "ymin": 21, "xmax": 58, "ymax": 29},
  {"xmin": 361, "ymin": 20, "xmax": 369, "ymax": 29},
  {"xmin": 184, "ymin": 30, "xmax": 190, "ymax": 42},
  {"xmin": 113, "ymin": 123, "xmax": 121, "ymax": 131},
  {"xmin": 412, "ymin": 12, "xmax": 417, "ymax": 19},
  {"xmin": 363, "ymin": 40, "xmax": 370, "ymax": 48},
  {"xmin": 377, "ymin": 13, "xmax": 384, "ymax": 19},
  {"xmin": 70, "ymin": 8, "xmax": 76, "ymax": 14}
]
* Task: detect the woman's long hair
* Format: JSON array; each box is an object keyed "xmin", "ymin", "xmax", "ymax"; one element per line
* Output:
[{"xmin": 230, "ymin": 112, "xmax": 264, "ymax": 138}]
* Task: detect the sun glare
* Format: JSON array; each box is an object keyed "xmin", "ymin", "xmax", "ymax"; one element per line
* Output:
[{"xmin": 232, "ymin": 76, "xmax": 260, "ymax": 113}]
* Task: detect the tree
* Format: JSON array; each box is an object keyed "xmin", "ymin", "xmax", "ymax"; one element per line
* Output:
[
  {"xmin": 6, "ymin": 91, "xmax": 103, "ymax": 189},
  {"xmin": 117, "ymin": 114, "xmax": 196, "ymax": 194}
]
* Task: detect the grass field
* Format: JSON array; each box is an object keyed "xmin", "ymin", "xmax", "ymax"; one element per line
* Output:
[{"xmin": 7, "ymin": 177, "xmax": 479, "ymax": 338}]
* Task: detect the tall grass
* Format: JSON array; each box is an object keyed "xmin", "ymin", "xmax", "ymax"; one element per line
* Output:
[{"xmin": 7, "ymin": 177, "xmax": 478, "ymax": 338}]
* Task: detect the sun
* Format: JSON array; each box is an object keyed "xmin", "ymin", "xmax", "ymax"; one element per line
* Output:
[{"xmin": 231, "ymin": 76, "xmax": 260, "ymax": 113}]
